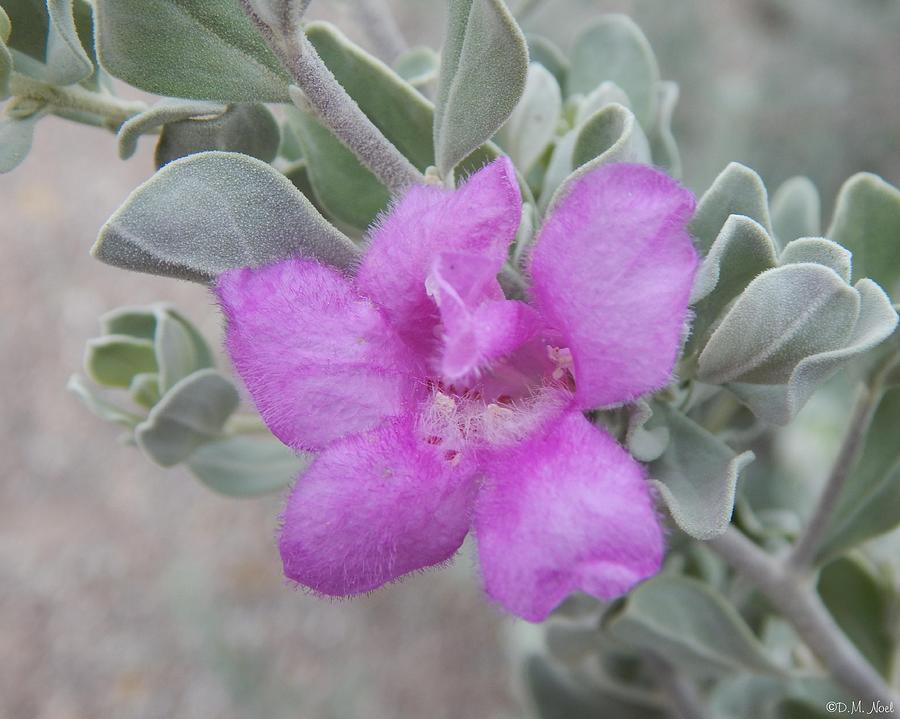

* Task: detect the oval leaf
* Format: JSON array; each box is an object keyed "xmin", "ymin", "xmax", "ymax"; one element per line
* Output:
[
  {"xmin": 92, "ymin": 151, "xmax": 360, "ymax": 282},
  {"xmin": 498, "ymin": 63, "xmax": 562, "ymax": 175},
  {"xmin": 84, "ymin": 334, "xmax": 158, "ymax": 388},
  {"xmin": 771, "ymin": 176, "xmax": 821, "ymax": 245},
  {"xmin": 95, "ymin": 0, "xmax": 289, "ymax": 101},
  {"xmin": 434, "ymin": 0, "xmax": 528, "ymax": 177},
  {"xmin": 117, "ymin": 99, "xmax": 227, "ymax": 160},
  {"xmin": 154, "ymin": 308, "xmax": 214, "ymax": 393},
  {"xmin": 606, "ymin": 575, "xmax": 780, "ymax": 678},
  {"xmin": 780, "ymin": 238, "xmax": 851, "ymax": 283},
  {"xmin": 135, "ymin": 369, "xmax": 239, "ymax": 467}
]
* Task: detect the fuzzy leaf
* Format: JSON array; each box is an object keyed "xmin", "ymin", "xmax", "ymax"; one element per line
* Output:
[
  {"xmin": 393, "ymin": 45, "xmax": 439, "ymax": 89},
  {"xmin": 624, "ymin": 399, "xmax": 669, "ymax": 463},
  {"xmin": 771, "ymin": 176, "xmax": 820, "ymax": 245},
  {"xmin": 129, "ymin": 372, "xmax": 161, "ymax": 408},
  {"xmin": 117, "ymin": 99, "xmax": 228, "ymax": 160},
  {"xmin": 1, "ymin": 37, "xmax": 11, "ymax": 99},
  {"xmin": 691, "ymin": 163, "xmax": 773, "ymax": 254},
  {"xmin": 0, "ymin": 6, "xmax": 10, "ymax": 42},
  {"xmin": 4, "ymin": 0, "xmax": 93, "ymax": 85},
  {"xmin": 498, "ymin": 63, "xmax": 561, "ymax": 175},
  {"xmin": 84, "ymin": 335, "xmax": 158, "ymax": 388},
  {"xmin": 525, "ymin": 33, "xmax": 568, "ymax": 89},
  {"xmin": 155, "ymin": 103, "xmax": 280, "ymax": 168},
  {"xmin": 818, "ymin": 387, "xmax": 900, "ymax": 560},
  {"xmin": 92, "ymin": 151, "xmax": 360, "ymax": 282},
  {"xmin": 188, "ymin": 435, "xmax": 310, "ymax": 497},
  {"xmin": 649, "ymin": 403, "xmax": 754, "ymax": 540},
  {"xmin": 67, "ymin": 374, "xmax": 142, "ymax": 427},
  {"xmin": 606, "ymin": 576, "xmax": 779, "ymax": 678},
  {"xmin": 154, "ymin": 309, "xmax": 214, "ymax": 393},
  {"xmin": 101, "ymin": 305, "xmax": 158, "ymax": 339},
  {"xmin": 94, "ymin": 0, "xmax": 289, "ymax": 101},
  {"xmin": 698, "ymin": 264, "xmax": 861, "ymax": 387},
  {"xmin": 286, "ymin": 105, "xmax": 389, "ymax": 231},
  {"xmin": 0, "ymin": 111, "xmax": 42, "ymax": 172},
  {"xmin": 567, "ymin": 15, "xmax": 659, "ymax": 127},
  {"xmin": 434, "ymin": 0, "xmax": 528, "ymax": 177},
  {"xmin": 135, "ymin": 369, "xmax": 239, "ymax": 467},
  {"xmin": 827, "ymin": 172, "xmax": 900, "ymax": 297},
  {"xmin": 723, "ymin": 279, "xmax": 898, "ymax": 425},
  {"xmin": 687, "ymin": 215, "xmax": 778, "ymax": 355},
  {"xmin": 306, "ymin": 21, "xmax": 434, "ymax": 170},
  {"xmin": 780, "ymin": 238, "xmax": 851, "ymax": 283},
  {"xmin": 647, "ymin": 81, "xmax": 681, "ymax": 178}
]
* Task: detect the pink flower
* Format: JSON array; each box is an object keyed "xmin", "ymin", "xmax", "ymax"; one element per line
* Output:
[{"xmin": 215, "ymin": 159, "xmax": 698, "ymax": 621}]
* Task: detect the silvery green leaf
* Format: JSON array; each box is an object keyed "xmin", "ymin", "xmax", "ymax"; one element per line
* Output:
[
  {"xmin": 95, "ymin": 0, "xmax": 289, "ymax": 101},
  {"xmin": 1, "ymin": 38, "xmax": 11, "ymax": 99},
  {"xmin": 100, "ymin": 305, "xmax": 157, "ymax": 339},
  {"xmin": 512, "ymin": 201, "xmax": 536, "ymax": 265},
  {"xmin": 434, "ymin": 0, "xmax": 528, "ymax": 177},
  {"xmin": 4, "ymin": 0, "xmax": 93, "ymax": 85},
  {"xmin": 135, "ymin": 369, "xmax": 239, "ymax": 467},
  {"xmin": 542, "ymin": 103, "xmax": 650, "ymax": 213},
  {"xmin": 155, "ymin": 103, "xmax": 280, "ymax": 168},
  {"xmin": 648, "ymin": 403, "xmax": 754, "ymax": 540},
  {"xmin": 697, "ymin": 264, "xmax": 861, "ymax": 387},
  {"xmin": 525, "ymin": 33, "xmax": 568, "ymax": 90},
  {"xmin": 605, "ymin": 575, "xmax": 779, "ymax": 678},
  {"xmin": 771, "ymin": 176, "xmax": 820, "ymax": 245},
  {"xmin": 780, "ymin": 238, "xmax": 851, "ymax": 283},
  {"xmin": 567, "ymin": 15, "xmax": 659, "ymax": 127},
  {"xmin": 574, "ymin": 81, "xmax": 630, "ymax": 125},
  {"xmin": 817, "ymin": 555, "xmax": 892, "ymax": 675},
  {"xmin": 92, "ymin": 151, "xmax": 360, "ymax": 282},
  {"xmin": 84, "ymin": 334, "xmax": 158, "ymax": 388},
  {"xmin": 306, "ymin": 21, "xmax": 434, "ymax": 170},
  {"xmin": 154, "ymin": 308, "xmax": 214, "ymax": 393},
  {"xmin": 687, "ymin": 215, "xmax": 777, "ymax": 355},
  {"xmin": 188, "ymin": 435, "xmax": 310, "ymax": 498},
  {"xmin": 538, "ymin": 129, "xmax": 578, "ymax": 210},
  {"xmin": 67, "ymin": 374, "xmax": 142, "ymax": 427},
  {"xmin": 117, "ymin": 99, "xmax": 228, "ymax": 160},
  {"xmin": 647, "ymin": 81, "xmax": 681, "ymax": 178},
  {"xmin": 827, "ymin": 172, "xmax": 900, "ymax": 297},
  {"xmin": 277, "ymin": 121, "xmax": 303, "ymax": 162},
  {"xmin": 691, "ymin": 163, "xmax": 773, "ymax": 254},
  {"xmin": 818, "ymin": 387, "xmax": 900, "ymax": 561},
  {"xmin": 0, "ymin": 111, "xmax": 42, "ymax": 172},
  {"xmin": 624, "ymin": 399, "xmax": 669, "ymax": 463},
  {"xmin": 393, "ymin": 45, "xmax": 439, "ymax": 89},
  {"xmin": 286, "ymin": 104, "xmax": 390, "ymax": 231},
  {"xmin": 129, "ymin": 372, "xmax": 160, "ymax": 408},
  {"xmin": 498, "ymin": 63, "xmax": 561, "ymax": 175},
  {"xmin": 725, "ymin": 279, "xmax": 897, "ymax": 425},
  {"xmin": 712, "ymin": 676, "xmax": 849, "ymax": 719}
]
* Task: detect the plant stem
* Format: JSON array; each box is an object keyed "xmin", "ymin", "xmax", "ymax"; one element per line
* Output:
[
  {"xmin": 238, "ymin": 0, "xmax": 424, "ymax": 195},
  {"xmin": 355, "ymin": 0, "xmax": 408, "ymax": 62},
  {"xmin": 706, "ymin": 526, "xmax": 899, "ymax": 706},
  {"xmin": 9, "ymin": 73, "xmax": 146, "ymax": 129},
  {"xmin": 788, "ymin": 349, "xmax": 899, "ymax": 570}
]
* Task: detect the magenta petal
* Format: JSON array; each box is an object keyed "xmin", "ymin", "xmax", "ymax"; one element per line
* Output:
[
  {"xmin": 474, "ymin": 410, "xmax": 664, "ymax": 621},
  {"xmin": 529, "ymin": 163, "xmax": 698, "ymax": 409},
  {"xmin": 428, "ymin": 251, "xmax": 541, "ymax": 380},
  {"xmin": 357, "ymin": 158, "xmax": 522, "ymax": 352},
  {"xmin": 279, "ymin": 414, "xmax": 478, "ymax": 596},
  {"xmin": 216, "ymin": 259, "xmax": 420, "ymax": 452}
]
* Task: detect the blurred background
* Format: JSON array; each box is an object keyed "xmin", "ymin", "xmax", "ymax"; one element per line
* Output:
[{"xmin": 1, "ymin": 1, "xmax": 898, "ymax": 717}]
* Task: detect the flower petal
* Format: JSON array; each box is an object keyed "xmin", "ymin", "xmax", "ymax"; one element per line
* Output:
[
  {"xmin": 216, "ymin": 259, "xmax": 420, "ymax": 452},
  {"xmin": 357, "ymin": 158, "xmax": 522, "ymax": 352},
  {"xmin": 474, "ymin": 410, "xmax": 664, "ymax": 621},
  {"xmin": 529, "ymin": 163, "xmax": 698, "ymax": 409},
  {"xmin": 427, "ymin": 251, "xmax": 541, "ymax": 381},
  {"xmin": 279, "ymin": 414, "xmax": 478, "ymax": 596}
]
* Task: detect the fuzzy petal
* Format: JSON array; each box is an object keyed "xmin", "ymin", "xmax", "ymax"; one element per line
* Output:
[
  {"xmin": 427, "ymin": 251, "xmax": 541, "ymax": 380},
  {"xmin": 279, "ymin": 414, "xmax": 478, "ymax": 596},
  {"xmin": 474, "ymin": 410, "xmax": 664, "ymax": 621},
  {"xmin": 216, "ymin": 259, "xmax": 420, "ymax": 452},
  {"xmin": 357, "ymin": 158, "xmax": 522, "ymax": 353},
  {"xmin": 529, "ymin": 163, "xmax": 698, "ymax": 409}
]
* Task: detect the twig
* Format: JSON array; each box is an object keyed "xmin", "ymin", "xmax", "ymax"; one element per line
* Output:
[
  {"xmin": 645, "ymin": 654, "xmax": 714, "ymax": 719},
  {"xmin": 706, "ymin": 526, "xmax": 898, "ymax": 706},
  {"xmin": 238, "ymin": 0, "xmax": 424, "ymax": 194}
]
